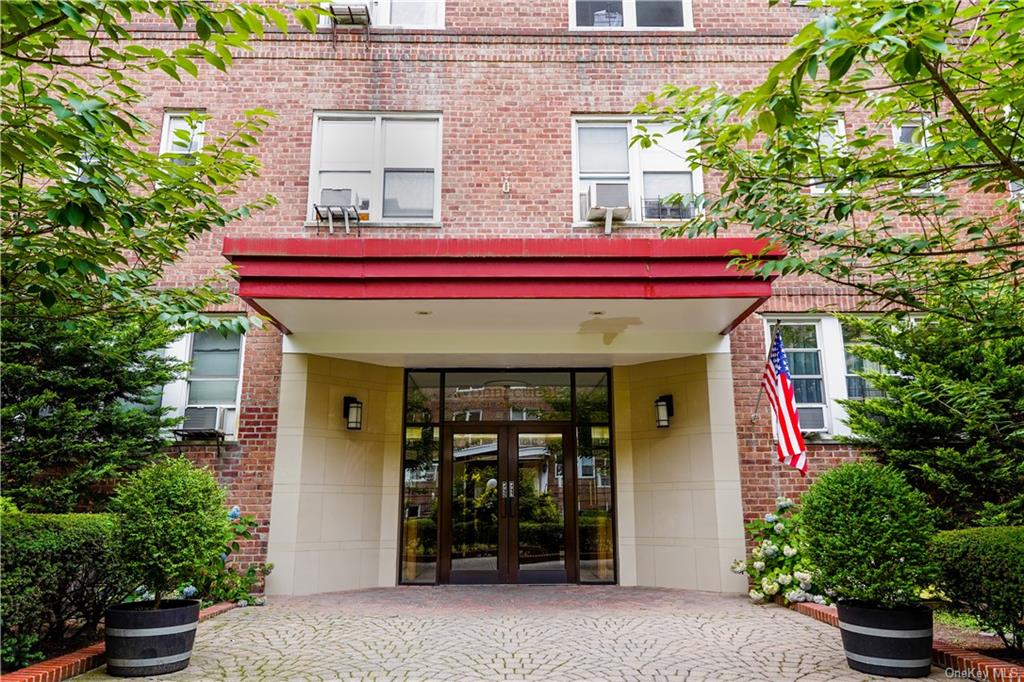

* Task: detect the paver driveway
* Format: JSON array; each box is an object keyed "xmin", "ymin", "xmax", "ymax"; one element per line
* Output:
[{"xmin": 76, "ymin": 586, "xmax": 948, "ymax": 681}]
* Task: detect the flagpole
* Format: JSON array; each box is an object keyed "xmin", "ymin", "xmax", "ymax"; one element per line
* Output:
[
  {"xmin": 753, "ymin": 320, "xmax": 785, "ymax": 500},
  {"xmin": 750, "ymin": 321, "xmax": 781, "ymax": 425}
]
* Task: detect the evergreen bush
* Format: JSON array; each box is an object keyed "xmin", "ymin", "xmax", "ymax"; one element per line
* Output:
[
  {"xmin": 110, "ymin": 458, "xmax": 232, "ymax": 608},
  {"xmin": 801, "ymin": 462, "xmax": 937, "ymax": 608},
  {"xmin": 932, "ymin": 526, "xmax": 1024, "ymax": 650},
  {"xmin": 0, "ymin": 512, "xmax": 131, "ymax": 671}
]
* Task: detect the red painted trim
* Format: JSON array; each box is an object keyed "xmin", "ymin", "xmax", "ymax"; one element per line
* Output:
[
  {"xmin": 232, "ymin": 257, "xmax": 762, "ymax": 280},
  {"xmin": 719, "ymin": 297, "xmax": 769, "ymax": 335},
  {"xmin": 222, "ymin": 237, "xmax": 784, "ymax": 335},
  {"xmin": 223, "ymin": 237, "xmax": 784, "ymax": 260},
  {"xmin": 238, "ymin": 279, "xmax": 773, "ymax": 300}
]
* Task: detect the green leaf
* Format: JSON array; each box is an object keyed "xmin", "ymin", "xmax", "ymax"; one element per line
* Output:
[
  {"xmin": 903, "ymin": 46, "xmax": 922, "ymax": 77},
  {"xmin": 828, "ymin": 47, "xmax": 859, "ymax": 82},
  {"xmin": 758, "ymin": 110, "xmax": 777, "ymax": 134}
]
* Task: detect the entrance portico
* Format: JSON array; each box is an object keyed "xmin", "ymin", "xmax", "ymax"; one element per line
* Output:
[{"xmin": 223, "ymin": 238, "xmax": 781, "ymax": 595}]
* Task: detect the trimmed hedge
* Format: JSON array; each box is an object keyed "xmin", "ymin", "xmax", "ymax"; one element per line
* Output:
[
  {"xmin": 932, "ymin": 526, "xmax": 1024, "ymax": 650},
  {"xmin": 0, "ymin": 512, "xmax": 134, "ymax": 671},
  {"xmin": 800, "ymin": 461, "xmax": 937, "ymax": 607}
]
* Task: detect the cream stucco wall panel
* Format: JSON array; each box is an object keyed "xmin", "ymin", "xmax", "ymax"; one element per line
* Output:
[
  {"xmin": 614, "ymin": 354, "xmax": 747, "ymax": 594},
  {"xmin": 266, "ymin": 355, "xmax": 403, "ymax": 595},
  {"xmin": 611, "ymin": 366, "xmax": 638, "ymax": 586}
]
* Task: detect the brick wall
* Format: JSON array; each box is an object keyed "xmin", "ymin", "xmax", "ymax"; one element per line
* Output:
[{"xmin": 124, "ymin": 1, "xmax": 997, "ymax": 572}]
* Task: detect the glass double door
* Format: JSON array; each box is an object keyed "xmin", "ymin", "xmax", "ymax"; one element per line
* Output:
[{"xmin": 442, "ymin": 425, "xmax": 575, "ymax": 584}]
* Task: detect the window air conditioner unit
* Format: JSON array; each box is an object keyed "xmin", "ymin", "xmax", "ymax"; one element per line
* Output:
[
  {"xmin": 329, "ymin": 2, "xmax": 372, "ymax": 25},
  {"xmin": 314, "ymin": 187, "xmax": 362, "ymax": 233},
  {"xmin": 175, "ymin": 406, "xmax": 224, "ymax": 439},
  {"xmin": 581, "ymin": 182, "xmax": 630, "ymax": 234}
]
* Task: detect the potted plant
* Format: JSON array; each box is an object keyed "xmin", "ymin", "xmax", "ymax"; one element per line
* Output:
[
  {"xmin": 800, "ymin": 461, "xmax": 937, "ymax": 678},
  {"xmin": 105, "ymin": 457, "xmax": 233, "ymax": 677}
]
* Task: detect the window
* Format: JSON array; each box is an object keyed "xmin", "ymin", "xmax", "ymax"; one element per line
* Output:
[
  {"xmin": 764, "ymin": 316, "xmax": 901, "ymax": 436},
  {"xmin": 578, "ymin": 455, "xmax": 596, "ymax": 478},
  {"xmin": 161, "ymin": 329, "xmax": 244, "ymax": 439},
  {"xmin": 309, "ymin": 113, "xmax": 441, "ymax": 223},
  {"xmin": 841, "ymin": 324, "xmax": 889, "ymax": 400},
  {"xmin": 775, "ymin": 323, "xmax": 828, "ymax": 431},
  {"xmin": 160, "ymin": 111, "xmax": 204, "ymax": 158},
  {"xmin": 893, "ymin": 115, "xmax": 940, "ymax": 194},
  {"xmin": 452, "ymin": 409, "xmax": 482, "ymax": 421},
  {"xmin": 319, "ymin": 0, "xmax": 444, "ymax": 28},
  {"xmin": 571, "ymin": 0, "xmax": 693, "ymax": 29},
  {"xmin": 810, "ymin": 116, "xmax": 846, "ymax": 194},
  {"xmin": 573, "ymin": 118, "xmax": 701, "ymax": 223}
]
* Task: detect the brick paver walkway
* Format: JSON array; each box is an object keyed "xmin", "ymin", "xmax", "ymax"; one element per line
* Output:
[{"xmin": 76, "ymin": 586, "xmax": 947, "ymax": 681}]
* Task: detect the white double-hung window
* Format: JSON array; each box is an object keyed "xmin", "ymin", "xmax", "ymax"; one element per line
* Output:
[
  {"xmin": 160, "ymin": 111, "xmax": 204, "ymax": 163},
  {"xmin": 309, "ymin": 113, "xmax": 441, "ymax": 223},
  {"xmin": 763, "ymin": 316, "xmax": 896, "ymax": 437},
  {"xmin": 571, "ymin": 1, "xmax": 693, "ymax": 30},
  {"xmin": 893, "ymin": 115, "xmax": 941, "ymax": 194},
  {"xmin": 810, "ymin": 116, "xmax": 846, "ymax": 194},
  {"xmin": 161, "ymin": 329, "xmax": 245, "ymax": 440},
  {"xmin": 573, "ymin": 117, "xmax": 701, "ymax": 223}
]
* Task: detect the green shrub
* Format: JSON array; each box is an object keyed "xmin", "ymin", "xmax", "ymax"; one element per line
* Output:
[
  {"xmin": 731, "ymin": 496, "xmax": 828, "ymax": 605},
  {"xmin": 800, "ymin": 461, "xmax": 937, "ymax": 608},
  {"xmin": 932, "ymin": 526, "xmax": 1024, "ymax": 650},
  {"xmin": 191, "ymin": 510, "xmax": 273, "ymax": 604},
  {"xmin": 110, "ymin": 457, "xmax": 232, "ymax": 608},
  {"xmin": 0, "ymin": 512, "xmax": 133, "ymax": 671}
]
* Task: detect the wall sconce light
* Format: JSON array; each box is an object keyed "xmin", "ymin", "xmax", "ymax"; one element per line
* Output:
[
  {"xmin": 343, "ymin": 396, "xmax": 363, "ymax": 430},
  {"xmin": 655, "ymin": 395, "xmax": 674, "ymax": 428}
]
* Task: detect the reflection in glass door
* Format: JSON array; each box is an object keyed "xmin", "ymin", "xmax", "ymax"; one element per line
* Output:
[
  {"xmin": 515, "ymin": 432, "xmax": 568, "ymax": 583},
  {"xmin": 448, "ymin": 432, "xmax": 501, "ymax": 583}
]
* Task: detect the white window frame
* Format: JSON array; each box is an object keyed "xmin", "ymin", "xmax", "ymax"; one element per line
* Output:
[
  {"xmin": 318, "ymin": 1, "xmax": 445, "ymax": 29},
  {"xmin": 569, "ymin": 0, "xmax": 694, "ymax": 31},
  {"xmin": 161, "ymin": 329, "xmax": 246, "ymax": 441},
  {"xmin": 571, "ymin": 116, "xmax": 703, "ymax": 224},
  {"xmin": 892, "ymin": 115, "xmax": 941, "ymax": 195},
  {"xmin": 159, "ymin": 111, "xmax": 205, "ymax": 155},
  {"xmin": 578, "ymin": 454, "xmax": 596, "ymax": 479},
  {"xmin": 452, "ymin": 409, "xmax": 483, "ymax": 422},
  {"xmin": 762, "ymin": 316, "xmax": 848, "ymax": 436},
  {"xmin": 307, "ymin": 111, "xmax": 442, "ymax": 224},
  {"xmin": 809, "ymin": 115, "xmax": 846, "ymax": 195}
]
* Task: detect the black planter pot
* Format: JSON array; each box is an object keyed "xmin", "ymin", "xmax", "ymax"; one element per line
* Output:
[
  {"xmin": 104, "ymin": 599, "xmax": 201, "ymax": 677},
  {"xmin": 836, "ymin": 601, "xmax": 933, "ymax": 678}
]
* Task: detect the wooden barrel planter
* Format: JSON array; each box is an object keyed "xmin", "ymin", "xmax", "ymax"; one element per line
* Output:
[
  {"xmin": 104, "ymin": 600, "xmax": 201, "ymax": 677},
  {"xmin": 837, "ymin": 602, "xmax": 933, "ymax": 678}
]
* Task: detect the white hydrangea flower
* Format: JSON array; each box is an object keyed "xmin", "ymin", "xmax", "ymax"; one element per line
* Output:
[
  {"xmin": 813, "ymin": 595, "xmax": 827, "ymax": 604},
  {"xmin": 776, "ymin": 496, "xmax": 795, "ymax": 510},
  {"xmin": 783, "ymin": 545, "xmax": 797, "ymax": 557},
  {"xmin": 784, "ymin": 589, "xmax": 807, "ymax": 603},
  {"xmin": 730, "ymin": 559, "xmax": 747, "ymax": 574},
  {"xmin": 753, "ymin": 560, "xmax": 766, "ymax": 571},
  {"xmin": 793, "ymin": 570, "xmax": 812, "ymax": 583},
  {"xmin": 751, "ymin": 546, "xmax": 763, "ymax": 559},
  {"xmin": 776, "ymin": 573, "xmax": 793, "ymax": 586},
  {"xmin": 764, "ymin": 513, "xmax": 777, "ymax": 523},
  {"xmin": 763, "ymin": 581, "xmax": 780, "ymax": 595},
  {"xmin": 749, "ymin": 589, "xmax": 765, "ymax": 603},
  {"xmin": 774, "ymin": 522, "xmax": 786, "ymax": 534}
]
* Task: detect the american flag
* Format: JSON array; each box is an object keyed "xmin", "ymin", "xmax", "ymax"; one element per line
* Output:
[{"xmin": 762, "ymin": 330, "xmax": 808, "ymax": 476}]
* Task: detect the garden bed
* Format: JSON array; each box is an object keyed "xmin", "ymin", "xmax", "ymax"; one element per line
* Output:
[
  {"xmin": 791, "ymin": 601, "xmax": 1024, "ymax": 682},
  {"xmin": 2, "ymin": 602, "xmax": 237, "ymax": 682}
]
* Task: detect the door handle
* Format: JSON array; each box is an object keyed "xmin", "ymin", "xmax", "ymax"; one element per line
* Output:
[{"xmin": 507, "ymin": 480, "xmax": 515, "ymax": 517}]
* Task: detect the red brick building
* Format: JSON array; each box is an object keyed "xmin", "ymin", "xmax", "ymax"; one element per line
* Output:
[{"xmin": 146, "ymin": 0, "xmax": 893, "ymax": 593}]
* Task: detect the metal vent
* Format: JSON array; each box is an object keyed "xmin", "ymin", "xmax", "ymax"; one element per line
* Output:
[{"xmin": 181, "ymin": 406, "xmax": 218, "ymax": 431}]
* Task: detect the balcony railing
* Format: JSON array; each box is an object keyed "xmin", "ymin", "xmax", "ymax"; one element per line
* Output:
[{"xmin": 642, "ymin": 198, "xmax": 698, "ymax": 221}]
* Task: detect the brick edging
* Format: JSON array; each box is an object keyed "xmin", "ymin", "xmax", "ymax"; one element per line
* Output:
[
  {"xmin": 791, "ymin": 602, "xmax": 1024, "ymax": 682},
  {"xmin": 1, "ymin": 602, "xmax": 239, "ymax": 682}
]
